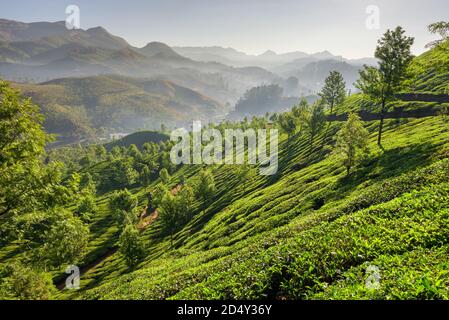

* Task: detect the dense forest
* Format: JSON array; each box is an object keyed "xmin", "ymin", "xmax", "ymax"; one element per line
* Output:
[{"xmin": 1, "ymin": 20, "xmax": 449, "ymax": 301}]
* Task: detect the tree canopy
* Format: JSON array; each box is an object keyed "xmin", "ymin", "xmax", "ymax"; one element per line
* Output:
[{"xmin": 319, "ymin": 71, "xmax": 346, "ymax": 114}]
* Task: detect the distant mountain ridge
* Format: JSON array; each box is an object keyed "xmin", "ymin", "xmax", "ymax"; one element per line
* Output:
[
  {"xmin": 0, "ymin": 19, "xmax": 374, "ymax": 100},
  {"xmin": 0, "ymin": 19, "xmax": 280, "ymax": 105},
  {"xmin": 0, "ymin": 18, "xmax": 378, "ymax": 144},
  {"xmin": 173, "ymin": 45, "xmax": 376, "ymax": 93},
  {"xmin": 173, "ymin": 45, "xmax": 376, "ymax": 69},
  {"xmin": 0, "ymin": 19, "xmax": 69, "ymax": 42}
]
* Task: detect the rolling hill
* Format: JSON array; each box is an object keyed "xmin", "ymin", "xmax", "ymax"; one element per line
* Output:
[
  {"xmin": 105, "ymin": 131, "xmax": 170, "ymax": 151},
  {"xmin": 30, "ymin": 41, "xmax": 449, "ymax": 299},
  {"xmin": 71, "ymin": 109, "xmax": 449, "ymax": 300},
  {"xmin": 13, "ymin": 75, "xmax": 225, "ymax": 143}
]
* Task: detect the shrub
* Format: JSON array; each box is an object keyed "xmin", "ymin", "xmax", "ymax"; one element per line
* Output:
[
  {"xmin": 119, "ymin": 224, "xmax": 145, "ymax": 267},
  {"xmin": 0, "ymin": 263, "xmax": 56, "ymax": 300}
]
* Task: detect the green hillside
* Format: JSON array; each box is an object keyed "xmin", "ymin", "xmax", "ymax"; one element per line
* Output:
[
  {"xmin": 406, "ymin": 40, "xmax": 449, "ymax": 94},
  {"xmin": 12, "ymin": 75, "xmax": 224, "ymax": 142},
  {"xmin": 65, "ymin": 40, "xmax": 448, "ymax": 299},
  {"xmin": 105, "ymin": 131, "xmax": 170, "ymax": 151},
  {"xmin": 59, "ymin": 113, "xmax": 447, "ymax": 300}
]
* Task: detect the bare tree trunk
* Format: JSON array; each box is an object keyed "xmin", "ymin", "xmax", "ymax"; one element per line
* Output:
[{"xmin": 378, "ymin": 99, "xmax": 386, "ymax": 147}]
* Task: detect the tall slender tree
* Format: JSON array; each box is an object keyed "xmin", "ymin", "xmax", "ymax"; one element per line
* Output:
[
  {"xmin": 299, "ymin": 101, "xmax": 326, "ymax": 150},
  {"xmin": 319, "ymin": 71, "xmax": 346, "ymax": 114},
  {"xmin": 277, "ymin": 112, "xmax": 297, "ymax": 145},
  {"xmin": 118, "ymin": 224, "xmax": 145, "ymax": 267},
  {"xmin": 334, "ymin": 112, "xmax": 370, "ymax": 175},
  {"xmin": 195, "ymin": 169, "xmax": 216, "ymax": 203},
  {"xmin": 356, "ymin": 26, "xmax": 414, "ymax": 147}
]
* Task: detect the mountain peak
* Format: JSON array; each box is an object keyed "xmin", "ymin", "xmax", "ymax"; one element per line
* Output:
[
  {"xmin": 86, "ymin": 26, "xmax": 108, "ymax": 34},
  {"xmin": 311, "ymin": 50, "xmax": 336, "ymax": 59},
  {"xmin": 142, "ymin": 41, "xmax": 171, "ymax": 50},
  {"xmin": 139, "ymin": 41, "xmax": 184, "ymax": 59},
  {"xmin": 259, "ymin": 50, "xmax": 277, "ymax": 57}
]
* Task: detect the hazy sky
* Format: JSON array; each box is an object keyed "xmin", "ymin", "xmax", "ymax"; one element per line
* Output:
[{"xmin": 1, "ymin": 0, "xmax": 448, "ymax": 58}]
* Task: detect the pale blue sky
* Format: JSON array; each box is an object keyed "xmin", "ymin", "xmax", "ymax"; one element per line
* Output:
[{"xmin": 1, "ymin": 0, "xmax": 447, "ymax": 58}]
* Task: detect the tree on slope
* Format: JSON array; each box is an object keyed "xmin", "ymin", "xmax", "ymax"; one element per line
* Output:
[
  {"xmin": 319, "ymin": 71, "xmax": 346, "ymax": 114},
  {"xmin": 299, "ymin": 101, "xmax": 326, "ymax": 150},
  {"xmin": 0, "ymin": 81, "xmax": 91, "ymax": 298},
  {"xmin": 356, "ymin": 26, "xmax": 414, "ymax": 147},
  {"xmin": 426, "ymin": 21, "xmax": 449, "ymax": 48},
  {"xmin": 109, "ymin": 189, "xmax": 139, "ymax": 225},
  {"xmin": 277, "ymin": 112, "xmax": 297, "ymax": 145},
  {"xmin": 159, "ymin": 186, "xmax": 194, "ymax": 246},
  {"xmin": 159, "ymin": 168, "xmax": 170, "ymax": 184},
  {"xmin": 0, "ymin": 263, "xmax": 56, "ymax": 300},
  {"xmin": 195, "ymin": 169, "xmax": 216, "ymax": 204},
  {"xmin": 118, "ymin": 224, "xmax": 145, "ymax": 267},
  {"xmin": 0, "ymin": 81, "xmax": 48, "ymax": 217},
  {"xmin": 334, "ymin": 112, "xmax": 370, "ymax": 175}
]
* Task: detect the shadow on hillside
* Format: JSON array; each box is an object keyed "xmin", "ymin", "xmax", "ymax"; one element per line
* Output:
[
  {"xmin": 89, "ymin": 210, "xmax": 118, "ymax": 233},
  {"xmin": 336, "ymin": 141, "xmax": 436, "ymax": 193},
  {"xmin": 169, "ymin": 177, "xmax": 246, "ymax": 249},
  {"xmin": 269, "ymin": 125, "xmax": 340, "ymax": 183},
  {"xmin": 166, "ymin": 127, "xmax": 343, "ymax": 249}
]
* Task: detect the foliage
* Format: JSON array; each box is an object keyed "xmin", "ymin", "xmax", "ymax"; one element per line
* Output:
[
  {"xmin": 0, "ymin": 81, "xmax": 49, "ymax": 217},
  {"xmin": 356, "ymin": 26, "xmax": 414, "ymax": 146},
  {"xmin": 195, "ymin": 169, "xmax": 216, "ymax": 203},
  {"xmin": 334, "ymin": 112, "xmax": 370, "ymax": 175},
  {"xmin": 159, "ymin": 185, "xmax": 195, "ymax": 244},
  {"xmin": 139, "ymin": 165, "xmax": 152, "ymax": 186},
  {"xmin": 119, "ymin": 224, "xmax": 145, "ymax": 267},
  {"xmin": 0, "ymin": 263, "xmax": 56, "ymax": 300},
  {"xmin": 319, "ymin": 71, "xmax": 346, "ymax": 114},
  {"xmin": 109, "ymin": 189, "xmax": 139, "ymax": 225},
  {"xmin": 2, "ymin": 25, "xmax": 449, "ymax": 301},
  {"xmin": 108, "ymin": 157, "xmax": 139, "ymax": 188},
  {"xmin": 426, "ymin": 21, "xmax": 449, "ymax": 48},
  {"xmin": 76, "ymin": 194, "xmax": 98, "ymax": 222},
  {"xmin": 152, "ymin": 184, "xmax": 169, "ymax": 210},
  {"xmin": 297, "ymin": 101, "xmax": 326, "ymax": 149},
  {"xmin": 37, "ymin": 213, "xmax": 89, "ymax": 269},
  {"xmin": 159, "ymin": 168, "xmax": 170, "ymax": 184},
  {"xmin": 277, "ymin": 112, "xmax": 297, "ymax": 143}
]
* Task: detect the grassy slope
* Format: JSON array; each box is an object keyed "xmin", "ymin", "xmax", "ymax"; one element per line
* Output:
[
  {"xmin": 12, "ymin": 75, "xmax": 224, "ymax": 139},
  {"xmin": 405, "ymin": 40, "xmax": 449, "ymax": 95},
  {"xmin": 60, "ymin": 44, "xmax": 449, "ymax": 299},
  {"xmin": 1, "ymin": 42, "xmax": 448, "ymax": 300},
  {"xmin": 55, "ymin": 112, "xmax": 449, "ymax": 300}
]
